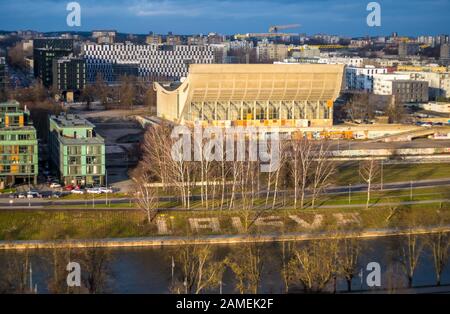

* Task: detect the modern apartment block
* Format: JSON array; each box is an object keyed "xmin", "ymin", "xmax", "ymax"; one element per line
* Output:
[
  {"xmin": 256, "ymin": 43, "xmax": 288, "ymax": 63},
  {"xmin": 402, "ymin": 71, "xmax": 450, "ymax": 100},
  {"xmin": 52, "ymin": 56, "xmax": 86, "ymax": 99},
  {"xmin": 48, "ymin": 114, "xmax": 105, "ymax": 186},
  {"xmin": 345, "ymin": 66, "xmax": 388, "ymax": 92},
  {"xmin": 373, "ymin": 74, "xmax": 429, "ymax": 103},
  {"xmin": 33, "ymin": 38, "xmax": 74, "ymax": 87},
  {"xmin": 82, "ymin": 43, "xmax": 215, "ymax": 82},
  {"xmin": 0, "ymin": 101, "xmax": 38, "ymax": 189}
]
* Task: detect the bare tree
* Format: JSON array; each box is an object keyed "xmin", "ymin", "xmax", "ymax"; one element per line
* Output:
[
  {"xmin": 337, "ymin": 237, "xmax": 361, "ymax": 292},
  {"xmin": 310, "ymin": 141, "xmax": 336, "ymax": 209},
  {"xmin": 286, "ymin": 240, "xmax": 339, "ymax": 293},
  {"xmin": 397, "ymin": 233, "xmax": 423, "ymax": 289},
  {"xmin": 119, "ymin": 75, "xmax": 137, "ymax": 110},
  {"xmin": 77, "ymin": 245, "xmax": 112, "ymax": 294},
  {"xmin": 134, "ymin": 174, "xmax": 160, "ymax": 223},
  {"xmin": 359, "ymin": 158, "xmax": 380, "ymax": 209},
  {"xmin": 226, "ymin": 243, "xmax": 264, "ymax": 294},
  {"xmin": 425, "ymin": 232, "xmax": 450, "ymax": 286},
  {"xmin": 170, "ymin": 244, "xmax": 224, "ymax": 294}
]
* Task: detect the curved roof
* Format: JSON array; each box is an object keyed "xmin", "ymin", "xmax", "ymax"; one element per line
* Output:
[{"xmin": 155, "ymin": 64, "xmax": 344, "ymax": 103}]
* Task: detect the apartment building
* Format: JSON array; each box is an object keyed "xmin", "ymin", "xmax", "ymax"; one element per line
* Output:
[
  {"xmin": 0, "ymin": 101, "xmax": 38, "ymax": 189},
  {"xmin": 373, "ymin": 74, "xmax": 428, "ymax": 103},
  {"xmin": 345, "ymin": 66, "xmax": 387, "ymax": 92},
  {"xmin": 48, "ymin": 114, "xmax": 105, "ymax": 186},
  {"xmin": 52, "ymin": 56, "xmax": 86, "ymax": 99},
  {"xmin": 256, "ymin": 43, "xmax": 289, "ymax": 63},
  {"xmin": 402, "ymin": 71, "xmax": 450, "ymax": 100}
]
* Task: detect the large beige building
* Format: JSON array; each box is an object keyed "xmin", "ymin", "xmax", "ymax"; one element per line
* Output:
[{"xmin": 154, "ymin": 64, "xmax": 345, "ymax": 128}]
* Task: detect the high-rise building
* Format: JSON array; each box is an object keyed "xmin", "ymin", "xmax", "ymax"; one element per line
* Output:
[
  {"xmin": 256, "ymin": 43, "xmax": 288, "ymax": 63},
  {"xmin": 398, "ymin": 42, "xmax": 419, "ymax": 58},
  {"xmin": 441, "ymin": 43, "xmax": 450, "ymax": 61},
  {"xmin": 33, "ymin": 38, "xmax": 74, "ymax": 87},
  {"xmin": 0, "ymin": 57, "xmax": 6, "ymax": 96},
  {"xmin": 0, "ymin": 101, "xmax": 38, "ymax": 189},
  {"xmin": 52, "ymin": 56, "xmax": 86, "ymax": 100},
  {"xmin": 48, "ymin": 114, "xmax": 105, "ymax": 186},
  {"xmin": 82, "ymin": 43, "xmax": 215, "ymax": 82}
]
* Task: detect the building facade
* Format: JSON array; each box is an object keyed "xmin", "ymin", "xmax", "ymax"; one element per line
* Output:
[
  {"xmin": 52, "ymin": 56, "xmax": 86, "ymax": 98},
  {"xmin": 256, "ymin": 43, "xmax": 289, "ymax": 63},
  {"xmin": 49, "ymin": 114, "xmax": 105, "ymax": 186},
  {"xmin": 0, "ymin": 57, "xmax": 6, "ymax": 96},
  {"xmin": 402, "ymin": 71, "xmax": 450, "ymax": 100},
  {"xmin": 154, "ymin": 64, "xmax": 345, "ymax": 128},
  {"xmin": 0, "ymin": 101, "xmax": 38, "ymax": 189},
  {"xmin": 345, "ymin": 66, "xmax": 388, "ymax": 92},
  {"xmin": 33, "ymin": 38, "xmax": 74, "ymax": 87},
  {"xmin": 82, "ymin": 43, "xmax": 215, "ymax": 83}
]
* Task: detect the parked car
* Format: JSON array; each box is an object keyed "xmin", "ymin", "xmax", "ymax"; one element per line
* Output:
[
  {"xmin": 86, "ymin": 187, "xmax": 102, "ymax": 194},
  {"xmin": 49, "ymin": 182, "xmax": 62, "ymax": 189},
  {"xmin": 71, "ymin": 188, "xmax": 85, "ymax": 195},
  {"xmin": 18, "ymin": 193, "xmax": 26, "ymax": 199},
  {"xmin": 52, "ymin": 192, "xmax": 62, "ymax": 199},
  {"xmin": 27, "ymin": 191, "xmax": 42, "ymax": 199},
  {"xmin": 64, "ymin": 185, "xmax": 75, "ymax": 191},
  {"xmin": 99, "ymin": 187, "xmax": 114, "ymax": 194}
]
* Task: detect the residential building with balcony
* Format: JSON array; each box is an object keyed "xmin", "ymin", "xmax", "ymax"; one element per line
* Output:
[
  {"xmin": 0, "ymin": 101, "xmax": 38, "ymax": 189},
  {"xmin": 48, "ymin": 114, "xmax": 105, "ymax": 186}
]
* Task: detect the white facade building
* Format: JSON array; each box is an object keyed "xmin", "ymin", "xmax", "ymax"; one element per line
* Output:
[
  {"xmin": 319, "ymin": 57, "xmax": 364, "ymax": 67},
  {"xmin": 345, "ymin": 65, "xmax": 387, "ymax": 92},
  {"xmin": 82, "ymin": 43, "xmax": 215, "ymax": 82},
  {"xmin": 401, "ymin": 71, "xmax": 450, "ymax": 99},
  {"xmin": 373, "ymin": 73, "xmax": 411, "ymax": 95}
]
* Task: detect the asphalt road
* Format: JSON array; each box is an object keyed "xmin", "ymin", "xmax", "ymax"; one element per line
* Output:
[{"xmin": 1, "ymin": 178, "xmax": 449, "ymax": 210}]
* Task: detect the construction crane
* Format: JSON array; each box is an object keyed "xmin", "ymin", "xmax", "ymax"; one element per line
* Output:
[{"xmin": 269, "ymin": 24, "xmax": 301, "ymax": 34}]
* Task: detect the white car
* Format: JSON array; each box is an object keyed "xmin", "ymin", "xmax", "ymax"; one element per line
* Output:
[
  {"xmin": 99, "ymin": 187, "xmax": 114, "ymax": 194},
  {"xmin": 27, "ymin": 191, "xmax": 41, "ymax": 199},
  {"xmin": 49, "ymin": 182, "xmax": 62, "ymax": 189},
  {"xmin": 71, "ymin": 188, "xmax": 85, "ymax": 195},
  {"xmin": 86, "ymin": 188, "xmax": 102, "ymax": 194}
]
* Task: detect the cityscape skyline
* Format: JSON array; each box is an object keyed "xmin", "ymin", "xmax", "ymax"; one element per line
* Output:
[{"xmin": 0, "ymin": 0, "xmax": 449, "ymax": 36}]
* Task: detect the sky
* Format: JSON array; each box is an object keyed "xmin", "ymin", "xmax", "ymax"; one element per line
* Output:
[{"xmin": 0, "ymin": 0, "xmax": 449, "ymax": 37}]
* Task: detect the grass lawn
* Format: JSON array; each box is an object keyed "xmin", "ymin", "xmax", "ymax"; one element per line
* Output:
[{"xmin": 334, "ymin": 162, "xmax": 450, "ymax": 186}]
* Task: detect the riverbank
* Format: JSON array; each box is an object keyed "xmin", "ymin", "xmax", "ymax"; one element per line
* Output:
[{"xmin": 1, "ymin": 224, "xmax": 450, "ymax": 250}]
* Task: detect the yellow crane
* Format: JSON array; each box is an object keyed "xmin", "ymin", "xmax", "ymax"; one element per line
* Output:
[{"xmin": 269, "ymin": 24, "xmax": 301, "ymax": 33}]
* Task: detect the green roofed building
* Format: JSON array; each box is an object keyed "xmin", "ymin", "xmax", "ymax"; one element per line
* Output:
[
  {"xmin": 0, "ymin": 101, "xmax": 38, "ymax": 189},
  {"xmin": 49, "ymin": 114, "xmax": 105, "ymax": 186}
]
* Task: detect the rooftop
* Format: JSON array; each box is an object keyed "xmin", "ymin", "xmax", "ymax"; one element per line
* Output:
[{"xmin": 50, "ymin": 114, "xmax": 95, "ymax": 129}]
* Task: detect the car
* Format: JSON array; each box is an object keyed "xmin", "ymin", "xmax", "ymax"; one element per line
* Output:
[
  {"xmin": 49, "ymin": 182, "xmax": 62, "ymax": 189},
  {"xmin": 52, "ymin": 192, "xmax": 62, "ymax": 199},
  {"xmin": 18, "ymin": 193, "xmax": 26, "ymax": 199},
  {"xmin": 27, "ymin": 191, "xmax": 41, "ymax": 199},
  {"xmin": 71, "ymin": 188, "xmax": 85, "ymax": 195},
  {"xmin": 99, "ymin": 187, "xmax": 114, "ymax": 194},
  {"xmin": 64, "ymin": 185, "xmax": 75, "ymax": 191},
  {"xmin": 86, "ymin": 187, "xmax": 102, "ymax": 194}
]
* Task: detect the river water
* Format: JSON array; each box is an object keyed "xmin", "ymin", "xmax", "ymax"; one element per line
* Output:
[{"xmin": 0, "ymin": 235, "xmax": 449, "ymax": 294}]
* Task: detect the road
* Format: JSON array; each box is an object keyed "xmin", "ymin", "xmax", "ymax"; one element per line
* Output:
[{"xmin": 1, "ymin": 178, "xmax": 449, "ymax": 211}]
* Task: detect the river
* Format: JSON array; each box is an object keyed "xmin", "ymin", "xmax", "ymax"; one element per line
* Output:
[{"xmin": 0, "ymin": 235, "xmax": 449, "ymax": 294}]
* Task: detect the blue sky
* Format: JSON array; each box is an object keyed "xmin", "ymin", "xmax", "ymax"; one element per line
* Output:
[{"xmin": 0, "ymin": 0, "xmax": 448, "ymax": 36}]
